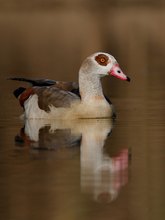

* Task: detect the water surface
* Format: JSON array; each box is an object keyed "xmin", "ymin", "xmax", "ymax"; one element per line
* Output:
[{"xmin": 0, "ymin": 79, "xmax": 164, "ymax": 220}]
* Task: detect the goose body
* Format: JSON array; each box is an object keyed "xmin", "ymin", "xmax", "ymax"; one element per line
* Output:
[{"xmin": 10, "ymin": 52, "xmax": 130, "ymax": 119}]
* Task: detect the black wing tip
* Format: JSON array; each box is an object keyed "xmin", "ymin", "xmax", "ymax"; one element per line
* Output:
[
  {"xmin": 8, "ymin": 77, "xmax": 27, "ymax": 81},
  {"xmin": 8, "ymin": 77, "xmax": 56, "ymax": 86}
]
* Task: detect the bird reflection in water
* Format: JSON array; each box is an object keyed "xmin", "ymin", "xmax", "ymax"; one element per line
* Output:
[{"xmin": 15, "ymin": 119, "xmax": 130, "ymax": 203}]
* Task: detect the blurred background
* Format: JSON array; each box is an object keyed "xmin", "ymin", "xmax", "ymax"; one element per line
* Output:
[
  {"xmin": 0, "ymin": 1, "xmax": 165, "ymax": 220},
  {"xmin": 0, "ymin": 0, "xmax": 164, "ymax": 118},
  {"xmin": 0, "ymin": 0, "xmax": 165, "ymax": 75}
]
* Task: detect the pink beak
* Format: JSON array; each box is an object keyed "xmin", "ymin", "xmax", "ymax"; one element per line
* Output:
[{"xmin": 109, "ymin": 64, "xmax": 130, "ymax": 82}]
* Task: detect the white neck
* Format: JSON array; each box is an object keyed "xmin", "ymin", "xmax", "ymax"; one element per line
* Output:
[{"xmin": 79, "ymin": 69, "xmax": 105, "ymax": 102}]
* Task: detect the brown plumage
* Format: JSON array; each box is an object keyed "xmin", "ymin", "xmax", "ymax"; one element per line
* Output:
[
  {"xmin": 34, "ymin": 86, "xmax": 80, "ymax": 111},
  {"xmin": 10, "ymin": 78, "xmax": 80, "ymax": 111}
]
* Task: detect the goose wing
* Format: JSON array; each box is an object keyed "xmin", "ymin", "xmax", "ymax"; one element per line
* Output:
[
  {"xmin": 10, "ymin": 78, "xmax": 80, "ymax": 111},
  {"xmin": 34, "ymin": 86, "xmax": 80, "ymax": 111}
]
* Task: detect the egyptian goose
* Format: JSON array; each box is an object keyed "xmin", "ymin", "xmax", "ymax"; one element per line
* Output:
[{"xmin": 10, "ymin": 52, "xmax": 130, "ymax": 119}]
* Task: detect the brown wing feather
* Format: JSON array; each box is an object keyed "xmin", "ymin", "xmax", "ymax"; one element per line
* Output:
[
  {"xmin": 13, "ymin": 79, "xmax": 80, "ymax": 111},
  {"xmin": 34, "ymin": 86, "xmax": 80, "ymax": 112},
  {"xmin": 54, "ymin": 81, "xmax": 79, "ymax": 91}
]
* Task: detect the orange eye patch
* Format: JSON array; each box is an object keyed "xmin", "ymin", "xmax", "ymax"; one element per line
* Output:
[{"xmin": 95, "ymin": 54, "xmax": 109, "ymax": 66}]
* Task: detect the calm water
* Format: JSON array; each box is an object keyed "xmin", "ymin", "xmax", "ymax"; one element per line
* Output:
[
  {"xmin": 0, "ymin": 3, "xmax": 165, "ymax": 220},
  {"xmin": 0, "ymin": 74, "xmax": 164, "ymax": 220}
]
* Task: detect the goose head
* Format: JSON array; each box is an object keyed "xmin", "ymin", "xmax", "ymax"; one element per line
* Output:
[{"xmin": 80, "ymin": 52, "xmax": 130, "ymax": 82}]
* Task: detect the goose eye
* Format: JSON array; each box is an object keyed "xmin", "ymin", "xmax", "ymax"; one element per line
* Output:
[
  {"xmin": 95, "ymin": 54, "xmax": 109, "ymax": 66},
  {"xmin": 100, "ymin": 58, "xmax": 106, "ymax": 63}
]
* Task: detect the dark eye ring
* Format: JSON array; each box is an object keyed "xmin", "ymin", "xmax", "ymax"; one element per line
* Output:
[{"xmin": 95, "ymin": 54, "xmax": 109, "ymax": 66}]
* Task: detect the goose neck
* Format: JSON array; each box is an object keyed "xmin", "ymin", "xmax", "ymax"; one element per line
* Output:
[{"xmin": 79, "ymin": 71, "xmax": 104, "ymax": 102}]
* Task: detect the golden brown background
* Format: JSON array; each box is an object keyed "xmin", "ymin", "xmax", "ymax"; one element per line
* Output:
[{"xmin": 0, "ymin": 1, "xmax": 164, "ymax": 220}]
